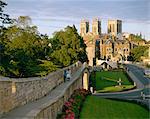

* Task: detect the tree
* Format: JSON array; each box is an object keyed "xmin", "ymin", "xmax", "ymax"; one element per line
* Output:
[
  {"xmin": 0, "ymin": 16, "xmax": 56, "ymax": 77},
  {"xmin": 0, "ymin": 16, "xmax": 87, "ymax": 77},
  {"xmin": 131, "ymin": 46, "xmax": 148, "ymax": 62},
  {"xmin": 129, "ymin": 34, "xmax": 144, "ymax": 41},
  {"xmin": 0, "ymin": 1, "xmax": 13, "ymax": 75},
  {"xmin": 50, "ymin": 25, "xmax": 87, "ymax": 67},
  {"xmin": 13, "ymin": 16, "xmax": 32, "ymax": 28},
  {"xmin": 0, "ymin": 0, "xmax": 12, "ymax": 27}
]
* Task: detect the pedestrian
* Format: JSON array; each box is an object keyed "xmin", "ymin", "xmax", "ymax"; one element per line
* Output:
[
  {"xmin": 64, "ymin": 70, "xmax": 67, "ymax": 82},
  {"xmin": 140, "ymin": 91, "xmax": 143, "ymax": 98},
  {"xmin": 66, "ymin": 68, "xmax": 71, "ymax": 81}
]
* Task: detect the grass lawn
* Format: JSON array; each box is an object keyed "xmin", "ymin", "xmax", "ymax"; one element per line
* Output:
[
  {"xmin": 80, "ymin": 96, "xmax": 149, "ymax": 119},
  {"xmin": 91, "ymin": 71, "xmax": 134, "ymax": 92},
  {"xmin": 96, "ymin": 85, "xmax": 135, "ymax": 93}
]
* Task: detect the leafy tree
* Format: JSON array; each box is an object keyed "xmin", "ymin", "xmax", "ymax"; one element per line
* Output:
[
  {"xmin": 50, "ymin": 25, "xmax": 87, "ymax": 67},
  {"xmin": 13, "ymin": 16, "xmax": 32, "ymax": 28},
  {"xmin": 0, "ymin": 16, "xmax": 87, "ymax": 77},
  {"xmin": 0, "ymin": 0, "xmax": 12, "ymax": 26},
  {"xmin": 127, "ymin": 55, "xmax": 133, "ymax": 61},
  {"xmin": 131, "ymin": 46, "xmax": 148, "ymax": 61},
  {"xmin": 0, "ymin": 16, "xmax": 56, "ymax": 77},
  {"xmin": 0, "ymin": 0, "xmax": 13, "ymax": 74},
  {"xmin": 129, "ymin": 34, "xmax": 144, "ymax": 41}
]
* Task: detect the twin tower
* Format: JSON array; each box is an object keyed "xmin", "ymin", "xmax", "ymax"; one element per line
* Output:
[{"xmin": 80, "ymin": 18, "xmax": 122, "ymax": 37}]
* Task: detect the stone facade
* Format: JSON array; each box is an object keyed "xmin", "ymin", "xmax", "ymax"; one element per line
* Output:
[
  {"xmin": 0, "ymin": 63, "xmax": 81, "ymax": 116},
  {"xmin": 31, "ymin": 64, "xmax": 89, "ymax": 119},
  {"xmin": 80, "ymin": 18, "xmax": 101, "ymax": 66},
  {"xmin": 92, "ymin": 18, "xmax": 101, "ymax": 35},
  {"xmin": 100, "ymin": 38, "xmax": 131, "ymax": 61},
  {"xmin": 86, "ymin": 43, "xmax": 95, "ymax": 66},
  {"xmin": 80, "ymin": 19, "xmax": 146, "ymax": 65},
  {"xmin": 32, "ymin": 75, "xmax": 83, "ymax": 119},
  {"xmin": 80, "ymin": 18, "xmax": 101, "ymax": 37},
  {"xmin": 80, "ymin": 19, "xmax": 89, "ymax": 37},
  {"xmin": 108, "ymin": 20, "xmax": 122, "ymax": 36}
]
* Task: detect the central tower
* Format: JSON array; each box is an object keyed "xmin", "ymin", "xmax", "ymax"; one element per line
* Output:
[{"xmin": 92, "ymin": 18, "xmax": 101, "ymax": 35}]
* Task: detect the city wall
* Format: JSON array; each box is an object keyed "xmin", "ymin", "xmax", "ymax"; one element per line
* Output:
[
  {"xmin": 0, "ymin": 62, "xmax": 82, "ymax": 116},
  {"xmin": 27, "ymin": 71, "xmax": 84, "ymax": 119}
]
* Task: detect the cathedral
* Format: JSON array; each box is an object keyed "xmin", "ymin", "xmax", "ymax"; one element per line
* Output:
[{"xmin": 80, "ymin": 18, "xmax": 146, "ymax": 66}]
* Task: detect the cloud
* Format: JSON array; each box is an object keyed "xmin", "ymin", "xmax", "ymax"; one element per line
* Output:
[
  {"xmin": 7, "ymin": 0, "xmax": 149, "ymax": 20},
  {"xmin": 6, "ymin": 0, "xmax": 150, "ymax": 39}
]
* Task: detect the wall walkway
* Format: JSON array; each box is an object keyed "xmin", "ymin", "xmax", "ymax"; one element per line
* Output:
[{"xmin": 0, "ymin": 62, "xmax": 88, "ymax": 119}]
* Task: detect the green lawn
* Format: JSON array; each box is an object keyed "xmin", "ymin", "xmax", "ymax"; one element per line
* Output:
[
  {"xmin": 96, "ymin": 85, "xmax": 135, "ymax": 93},
  {"xmin": 80, "ymin": 96, "xmax": 149, "ymax": 119},
  {"xmin": 91, "ymin": 71, "xmax": 134, "ymax": 92}
]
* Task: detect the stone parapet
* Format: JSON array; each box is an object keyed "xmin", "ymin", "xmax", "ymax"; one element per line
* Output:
[
  {"xmin": 0, "ymin": 62, "xmax": 82, "ymax": 116},
  {"xmin": 27, "ymin": 73, "xmax": 83, "ymax": 119}
]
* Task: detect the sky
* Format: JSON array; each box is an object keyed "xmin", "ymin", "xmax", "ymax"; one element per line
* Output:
[{"xmin": 5, "ymin": 0, "xmax": 150, "ymax": 40}]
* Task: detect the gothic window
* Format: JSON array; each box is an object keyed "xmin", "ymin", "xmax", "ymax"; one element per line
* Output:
[
  {"xmin": 117, "ymin": 23, "xmax": 119, "ymax": 33},
  {"xmin": 86, "ymin": 27, "xmax": 89, "ymax": 32},
  {"xmin": 110, "ymin": 25, "xmax": 111, "ymax": 32}
]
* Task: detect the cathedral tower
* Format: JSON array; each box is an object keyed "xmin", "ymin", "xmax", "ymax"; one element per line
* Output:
[
  {"xmin": 80, "ymin": 19, "xmax": 89, "ymax": 37},
  {"xmin": 108, "ymin": 20, "xmax": 122, "ymax": 36},
  {"xmin": 92, "ymin": 18, "xmax": 101, "ymax": 35}
]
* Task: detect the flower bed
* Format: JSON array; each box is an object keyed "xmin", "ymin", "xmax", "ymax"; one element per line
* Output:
[{"xmin": 57, "ymin": 89, "xmax": 91, "ymax": 119}]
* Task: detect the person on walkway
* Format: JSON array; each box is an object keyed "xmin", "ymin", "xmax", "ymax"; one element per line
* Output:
[
  {"xmin": 64, "ymin": 70, "xmax": 67, "ymax": 82},
  {"xmin": 66, "ymin": 68, "xmax": 71, "ymax": 81}
]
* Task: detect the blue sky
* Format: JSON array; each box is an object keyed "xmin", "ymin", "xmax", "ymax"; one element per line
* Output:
[{"xmin": 5, "ymin": 0, "xmax": 150, "ymax": 40}]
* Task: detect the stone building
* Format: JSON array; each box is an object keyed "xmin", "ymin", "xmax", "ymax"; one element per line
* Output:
[
  {"xmin": 108, "ymin": 20, "xmax": 122, "ymax": 36},
  {"xmin": 80, "ymin": 19, "xmax": 89, "ymax": 37},
  {"xmin": 80, "ymin": 18, "xmax": 146, "ymax": 66},
  {"xmin": 100, "ymin": 35, "xmax": 131, "ymax": 61},
  {"xmin": 83, "ymin": 32, "xmax": 97, "ymax": 66},
  {"xmin": 92, "ymin": 18, "xmax": 101, "ymax": 35},
  {"xmin": 80, "ymin": 18, "xmax": 101, "ymax": 66}
]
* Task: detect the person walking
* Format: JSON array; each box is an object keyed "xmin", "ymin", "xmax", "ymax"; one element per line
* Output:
[
  {"xmin": 66, "ymin": 69, "xmax": 71, "ymax": 81},
  {"xmin": 64, "ymin": 70, "xmax": 67, "ymax": 82}
]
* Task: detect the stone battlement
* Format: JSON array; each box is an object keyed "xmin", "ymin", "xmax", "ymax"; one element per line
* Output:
[{"xmin": 0, "ymin": 62, "xmax": 82, "ymax": 116}]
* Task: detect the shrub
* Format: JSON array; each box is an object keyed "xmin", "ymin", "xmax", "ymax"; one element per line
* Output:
[{"xmin": 57, "ymin": 88, "xmax": 91, "ymax": 119}]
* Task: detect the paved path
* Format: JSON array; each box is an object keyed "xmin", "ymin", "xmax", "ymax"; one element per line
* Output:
[
  {"xmin": 126, "ymin": 64, "xmax": 150, "ymax": 87},
  {"xmin": 94, "ymin": 64, "xmax": 150, "ymax": 109},
  {"xmin": 1, "ymin": 66, "xmax": 84, "ymax": 119}
]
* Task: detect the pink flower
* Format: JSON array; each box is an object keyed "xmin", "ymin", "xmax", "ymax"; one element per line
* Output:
[
  {"xmin": 65, "ymin": 112, "xmax": 75, "ymax": 119},
  {"xmin": 65, "ymin": 101, "xmax": 72, "ymax": 107},
  {"xmin": 69, "ymin": 98, "xmax": 74, "ymax": 103},
  {"xmin": 65, "ymin": 109, "xmax": 72, "ymax": 114}
]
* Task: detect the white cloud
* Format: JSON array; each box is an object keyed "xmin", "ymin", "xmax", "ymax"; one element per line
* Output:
[{"xmin": 5, "ymin": 0, "xmax": 150, "ymax": 39}]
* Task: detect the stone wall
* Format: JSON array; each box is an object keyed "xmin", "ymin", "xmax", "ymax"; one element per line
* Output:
[
  {"xmin": 0, "ymin": 62, "xmax": 81, "ymax": 116},
  {"xmin": 26, "ymin": 69, "xmax": 83, "ymax": 119}
]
